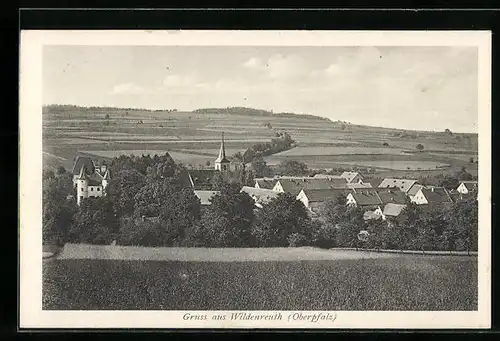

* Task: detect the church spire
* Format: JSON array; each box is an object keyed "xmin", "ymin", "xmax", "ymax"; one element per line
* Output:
[{"xmin": 215, "ymin": 131, "xmax": 228, "ymax": 163}]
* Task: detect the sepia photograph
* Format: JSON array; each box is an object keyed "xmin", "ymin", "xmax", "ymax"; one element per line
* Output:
[{"xmin": 19, "ymin": 30, "xmax": 491, "ymax": 329}]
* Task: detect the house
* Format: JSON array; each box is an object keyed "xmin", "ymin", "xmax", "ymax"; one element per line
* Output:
[
  {"xmin": 254, "ymin": 178, "xmax": 278, "ymax": 190},
  {"xmin": 296, "ymin": 188, "xmax": 349, "ymax": 210},
  {"xmin": 273, "ymin": 177, "xmax": 348, "ymax": 196},
  {"xmin": 340, "ymin": 171, "xmax": 364, "ymax": 184},
  {"xmin": 456, "ymin": 181, "xmax": 478, "ymax": 194},
  {"xmin": 375, "ymin": 188, "xmax": 407, "ymax": 205},
  {"xmin": 378, "ymin": 178, "xmax": 418, "ymax": 193},
  {"xmin": 194, "ymin": 190, "xmax": 220, "ymax": 206},
  {"xmin": 346, "ymin": 189, "xmax": 382, "ymax": 208},
  {"xmin": 72, "ymin": 156, "xmax": 110, "ymax": 206},
  {"xmin": 240, "ymin": 186, "xmax": 280, "ymax": 208},
  {"xmin": 411, "ymin": 187, "xmax": 453, "ymax": 205}
]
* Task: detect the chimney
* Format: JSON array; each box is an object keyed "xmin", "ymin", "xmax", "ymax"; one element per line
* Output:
[{"xmin": 141, "ymin": 215, "xmax": 146, "ymax": 222}]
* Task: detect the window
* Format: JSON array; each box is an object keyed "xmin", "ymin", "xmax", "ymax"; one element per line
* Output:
[
  {"xmin": 97, "ymin": 187, "xmax": 100, "ymax": 191},
  {"xmin": 90, "ymin": 187, "xmax": 94, "ymax": 191},
  {"xmin": 81, "ymin": 188, "xmax": 84, "ymax": 191}
]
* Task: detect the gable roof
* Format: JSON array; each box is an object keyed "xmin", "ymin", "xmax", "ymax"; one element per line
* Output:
[
  {"xmin": 407, "ymin": 183, "xmax": 423, "ymax": 196},
  {"xmin": 188, "ymin": 169, "xmax": 217, "ymax": 190},
  {"xmin": 341, "ymin": 171, "xmax": 363, "ymax": 183},
  {"xmin": 378, "ymin": 178, "xmax": 418, "ymax": 193},
  {"xmin": 460, "ymin": 181, "xmax": 478, "ymax": 191},
  {"xmin": 349, "ymin": 189, "xmax": 382, "ymax": 206},
  {"xmin": 375, "ymin": 189, "xmax": 407, "ymax": 205},
  {"xmin": 254, "ymin": 178, "xmax": 277, "ymax": 189},
  {"xmin": 382, "ymin": 203, "xmax": 406, "ymax": 217},
  {"xmin": 420, "ymin": 187, "xmax": 453, "ymax": 203},
  {"xmin": 300, "ymin": 188, "xmax": 350, "ymax": 203},
  {"xmin": 194, "ymin": 190, "xmax": 220, "ymax": 205},
  {"xmin": 72, "ymin": 156, "xmax": 95, "ymax": 175}
]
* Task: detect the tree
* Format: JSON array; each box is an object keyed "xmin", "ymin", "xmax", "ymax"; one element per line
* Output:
[
  {"xmin": 442, "ymin": 197, "xmax": 478, "ymax": 253},
  {"xmin": 69, "ymin": 197, "xmax": 119, "ymax": 244},
  {"xmin": 106, "ymin": 168, "xmax": 147, "ymax": 218},
  {"xmin": 157, "ymin": 188, "xmax": 202, "ymax": 246},
  {"xmin": 334, "ymin": 206, "xmax": 364, "ymax": 247},
  {"xmin": 200, "ymin": 190, "xmax": 255, "ymax": 247},
  {"xmin": 43, "ymin": 174, "xmax": 78, "ymax": 245},
  {"xmin": 416, "ymin": 143, "xmax": 424, "ymax": 151},
  {"xmin": 252, "ymin": 193, "xmax": 311, "ymax": 247},
  {"xmin": 445, "ymin": 128, "xmax": 453, "ymax": 136},
  {"xmin": 277, "ymin": 160, "xmax": 308, "ymax": 176},
  {"xmin": 134, "ymin": 179, "xmax": 183, "ymax": 218},
  {"xmin": 251, "ymin": 155, "xmax": 272, "ymax": 178},
  {"xmin": 56, "ymin": 166, "xmax": 66, "ymax": 175},
  {"xmin": 43, "ymin": 168, "xmax": 55, "ymax": 181}
]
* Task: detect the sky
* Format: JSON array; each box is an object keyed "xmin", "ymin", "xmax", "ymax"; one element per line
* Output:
[{"xmin": 43, "ymin": 45, "xmax": 478, "ymax": 133}]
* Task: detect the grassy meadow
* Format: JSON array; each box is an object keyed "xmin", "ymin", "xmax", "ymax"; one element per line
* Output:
[
  {"xmin": 43, "ymin": 252, "xmax": 477, "ymax": 311},
  {"xmin": 42, "ymin": 105, "xmax": 478, "ymax": 177}
]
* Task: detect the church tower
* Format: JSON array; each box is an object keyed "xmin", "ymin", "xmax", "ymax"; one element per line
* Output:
[{"xmin": 214, "ymin": 132, "xmax": 230, "ymax": 172}]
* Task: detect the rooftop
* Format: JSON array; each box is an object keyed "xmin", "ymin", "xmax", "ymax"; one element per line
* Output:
[
  {"xmin": 378, "ymin": 178, "xmax": 418, "ymax": 193},
  {"xmin": 421, "ymin": 187, "xmax": 453, "ymax": 203},
  {"xmin": 194, "ymin": 190, "xmax": 220, "ymax": 205},
  {"xmin": 382, "ymin": 203, "xmax": 407, "ymax": 217},
  {"xmin": 299, "ymin": 188, "xmax": 350, "ymax": 203}
]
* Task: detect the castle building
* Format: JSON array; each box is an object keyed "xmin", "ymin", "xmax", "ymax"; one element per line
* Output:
[
  {"xmin": 72, "ymin": 156, "xmax": 110, "ymax": 205},
  {"xmin": 214, "ymin": 132, "xmax": 230, "ymax": 172}
]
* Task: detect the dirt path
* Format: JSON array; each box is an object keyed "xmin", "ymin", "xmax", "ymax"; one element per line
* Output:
[{"xmin": 55, "ymin": 244, "xmax": 423, "ymax": 262}]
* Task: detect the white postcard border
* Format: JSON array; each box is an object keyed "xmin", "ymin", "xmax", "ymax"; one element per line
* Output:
[{"xmin": 19, "ymin": 30, "xmax": 491, "ymax": 329}]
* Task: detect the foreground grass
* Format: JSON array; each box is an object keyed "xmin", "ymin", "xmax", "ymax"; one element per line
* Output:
[{"xmin": 43, "ymin": 256, "xmax": 477, "ymax": 311}]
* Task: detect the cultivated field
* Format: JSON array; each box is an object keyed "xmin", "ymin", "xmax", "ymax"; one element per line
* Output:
[
  {"xmin": 42, "ymin": 105, "xmax": 478, "ymax": 177},
  {"xmin": 43, "ymin": 247, "xmax": 477, "ymax": 311}
]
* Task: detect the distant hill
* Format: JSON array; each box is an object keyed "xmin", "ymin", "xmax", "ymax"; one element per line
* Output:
[
  {"xmin": 193, "ymin": 107, "xmax": 330, "ymax": 121},
  {"xmin": 43, "ymin": 104, "xmax": 331, "ymax": 122}
]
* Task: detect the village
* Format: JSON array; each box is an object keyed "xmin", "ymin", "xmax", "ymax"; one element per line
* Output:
[{"xmin": 70, "ymin": 133, "xmax": 478, "ymax": 231}]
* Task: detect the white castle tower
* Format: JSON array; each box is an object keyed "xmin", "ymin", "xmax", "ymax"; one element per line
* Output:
[
  {"xmin": 214, "ymin": 132, "xmax": 230, "ymax": 172},
  {"xmin": 76, "ymin": 166, "xmax": 89, "ymax": 206}
]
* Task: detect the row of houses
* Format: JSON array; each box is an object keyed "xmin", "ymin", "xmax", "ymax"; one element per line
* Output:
[{"xmin": 194, "ymin": 173, "xmax": 477, "ymax": 222}]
